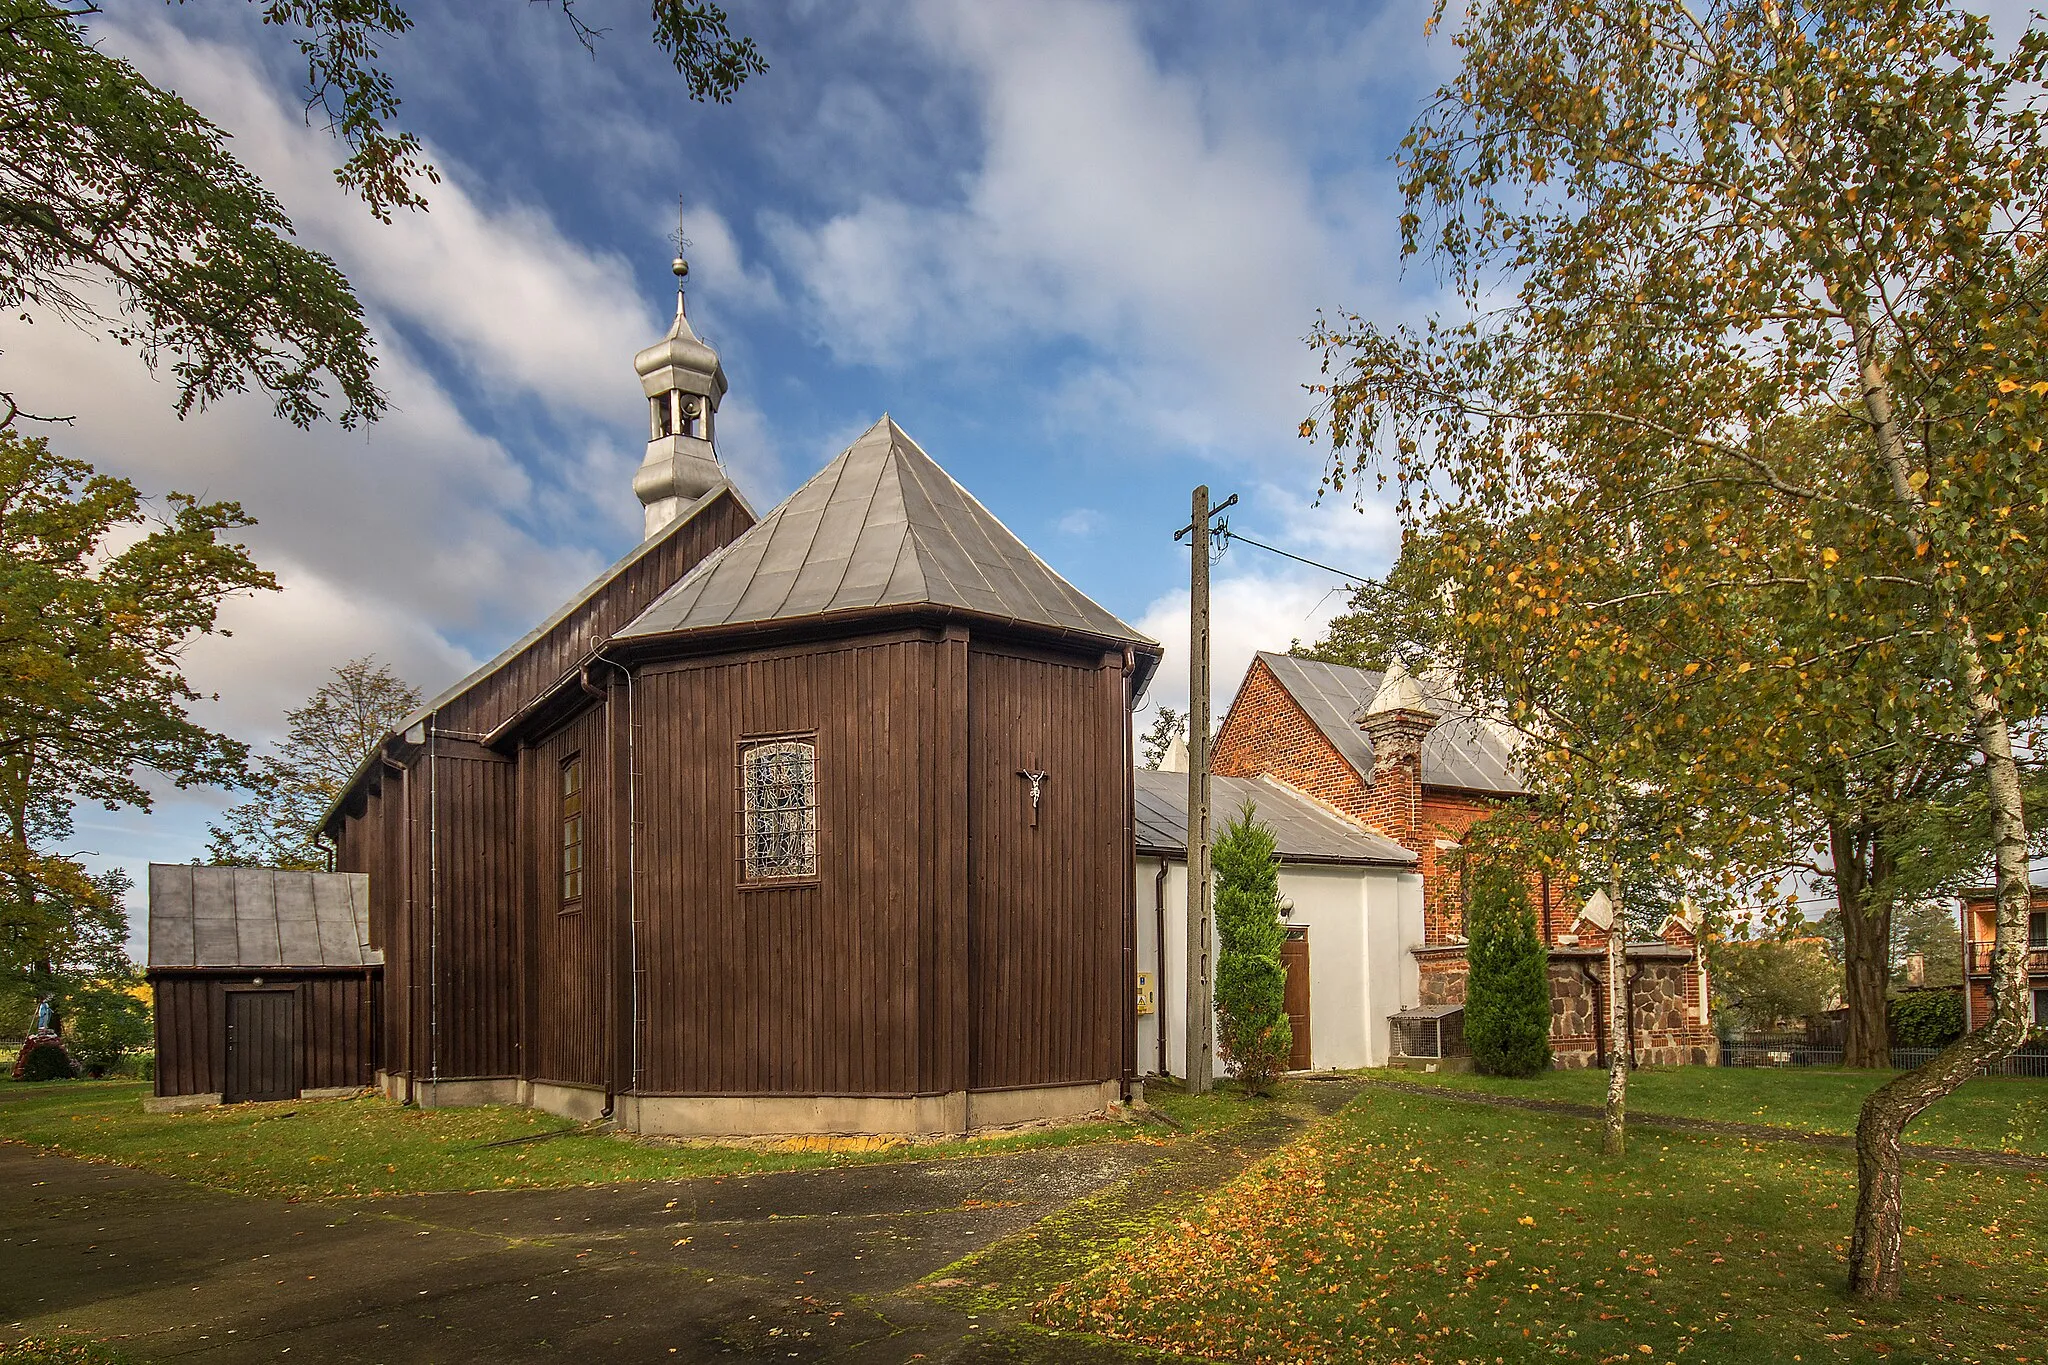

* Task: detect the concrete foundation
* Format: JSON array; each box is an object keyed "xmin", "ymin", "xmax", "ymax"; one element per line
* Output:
[
  {"xmin": 142, "ymin": 1092, "xmax": 222, "ymax": 1113},
  {"xmin": 372, "ymin": 1071, "xmax": 1120, "ymax": 1137}
]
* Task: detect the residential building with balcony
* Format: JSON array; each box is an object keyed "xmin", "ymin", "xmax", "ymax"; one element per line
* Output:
[{"xmin": 1960, "ymin": 885, "xmax": 2048, "ymax": 1032}]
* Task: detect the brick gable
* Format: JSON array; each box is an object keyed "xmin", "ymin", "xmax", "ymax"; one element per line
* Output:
[{"xmin": 1213, "ymin": 656, "xmax": 1509, "ymax": 943}]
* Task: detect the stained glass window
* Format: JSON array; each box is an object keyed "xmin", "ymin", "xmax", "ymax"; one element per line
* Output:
[
  {"xmin": 740, "ymin": 738, "xmax": 817, "ymax": 882},
  {"xmin": 560, "ymin": 755, "xmax": 584, "ymax": 906}
]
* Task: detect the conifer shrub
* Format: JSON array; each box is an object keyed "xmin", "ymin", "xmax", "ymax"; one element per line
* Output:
[
  {"xmin": 1213, "ymin": 800, "xmax": 1292, "ymax": 1095},
  {"xmin": 13, "ymin": 1036, "xmax": 79, "ymax": 1082},
  {"xmin": 1464, "ymin": 861, "xmax": 1553, "ymax": 1077}
]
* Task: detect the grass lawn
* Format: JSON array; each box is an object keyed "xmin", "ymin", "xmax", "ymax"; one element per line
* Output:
[
  {"xmin": 1034, "ymin": 1085, "xmax": 2047, "ymax": 1365},
  {"xmin": 1383, "ymin": 1065, "xmax": 2048, "ymax": 1156},
  {"xmin": 0, "ymin": 1076, "xmax": 1229, "ymax": 1200}
]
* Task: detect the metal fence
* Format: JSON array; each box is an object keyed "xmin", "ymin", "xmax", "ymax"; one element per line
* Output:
[{"xmin": 1722, "ymin": 1039, "xmax": 2048, "ymax": 1077}]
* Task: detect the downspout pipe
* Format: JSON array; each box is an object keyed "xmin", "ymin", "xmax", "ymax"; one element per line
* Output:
[
  {"xmin": 428, "ymin": 718, "xmax": 438, "ymax": 1087},
  {"xmin": 1155, "ymin": 858, "xmax": 1170, "ymax": 1077},
  {"xmin": 595, "ymin": 650, "xmax": 641, "ymax": 1106},
  {"xmin": 578, "ymin": 665, "xmax": 616, "ymax": 1122},
  {"xmin": 1576, "ymin": 957, "xmax": 1606, "ymax": 1068},
  {"xmin": 1625, "ymin": 954, "xmax": 1648, "ymax": 1069}
]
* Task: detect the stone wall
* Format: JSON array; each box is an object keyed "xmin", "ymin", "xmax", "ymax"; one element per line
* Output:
[{"xmin": 1406, "ymin": 950, "xmax": 1717, "ymax": 1067}]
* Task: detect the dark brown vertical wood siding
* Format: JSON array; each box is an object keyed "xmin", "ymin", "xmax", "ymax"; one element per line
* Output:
[
  {"xmin": 429, "ymin": 743, "xmax": 521, "ymax": 1078},
  {"xmin": 525, "ymin": 708, "xmax": 610, "ymax": 1087},
  {"xmin": 151, "ymin": 971, "xmax": 378, "ymax": 1097},
  {"xmin": 966, "ymin": 644, "xmax": 1125, "ymax": 1090},
  {"xmin": 326, "ymin": 492, "xmax": 750, "ymax": 1085},
  {"xmin": 432, "ymin": 493, "xmax": 753, "ymax": 738},
  {"xmin": 633, "ymin": 635, "xmax": 937, "ymax": 1096}
]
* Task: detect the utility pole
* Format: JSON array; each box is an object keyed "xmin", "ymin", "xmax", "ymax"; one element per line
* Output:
[{"xmin": 1176, "ymin": 485, "xmax": 1234, "ymax": 1095}]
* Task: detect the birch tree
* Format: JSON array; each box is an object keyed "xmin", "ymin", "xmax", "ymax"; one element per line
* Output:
[{"xmin": 1310, "ymin": 0, "xmax": 2046, "ymax": 1299}]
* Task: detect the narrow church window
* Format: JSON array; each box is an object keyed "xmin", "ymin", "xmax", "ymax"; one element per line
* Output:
[
  {"xmin": 739, "ymin": 737, "xmax": 817, "ymax": 883},
  {"xmin": 561, "ymin": 755, "xmax": 585, "ymax": 907},
  {"xmin": 652, "ymin": 394, "xmax": 673, "ymax": 439}
]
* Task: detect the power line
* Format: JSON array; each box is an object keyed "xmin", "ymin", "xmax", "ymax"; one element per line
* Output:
[{"xmin": 1215, "ymin": 525, "xmax": 1372, "ymax": 584}]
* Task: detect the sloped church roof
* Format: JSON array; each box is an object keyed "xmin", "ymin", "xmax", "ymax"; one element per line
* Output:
[{"xmin": 619, "ymin": 416, "xmax": 1154, "ymax": 650}]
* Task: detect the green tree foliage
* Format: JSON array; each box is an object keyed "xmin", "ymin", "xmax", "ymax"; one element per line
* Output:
[
  {"xmin": 0, "ymin": 431, "xmax": 272, "ymax": 1002},
  {"xmin": 1308, "ymin": 0, "xmax": 2047, "ymax": 1298},
  {"xmin": 63, "ymin": 978, "xmax": 152, "ymax": 1076},
  {"xmin": 1891, "ymin": 899, "xmax": 1964, "ymax": 990},
  {"xmin": 2, "ymin": 0, "xmax": 762, "ymax": 429},
  {"xmin": 1289, "ymin": 550, "xmax": 1445, "ymax": 672},
  {"xmin": 207, "ymin": 656, "xmax": 420, "ymax": 868},
  {"xmin": 1212, "ymin": 801, "xmax": 1290, "ymax": 1095},
  {"xmin": 1887, "ymin": 990, "xmax": 1965, "ymax": 1048},
  {"xmin": 1138, "ymin": 707, "xmax": 1185, "ymax": 769},
  {"xmin": 1463, "ymin": 861, "xmax": 1552, "ymax": 1076},
  {"xmin": 1710, "ymin": 937, "xmax": 1839, "ymax": 1033}
]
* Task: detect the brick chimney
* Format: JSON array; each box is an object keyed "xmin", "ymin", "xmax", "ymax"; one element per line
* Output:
[{"xmin": 1355, "ymin": 658, "xmax": 1439, "ymax": 848}]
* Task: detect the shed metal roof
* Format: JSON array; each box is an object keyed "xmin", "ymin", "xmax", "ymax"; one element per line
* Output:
[
  {"xmin": 147, "ymin": 865, "xmax": 379, "ymax": 970},
  {"xmin": 1250, "ymin": 652, "xmax": 1525, "ymax": 796},
  {"xmin": 618, "ymin": 417, "xmax": 1156, "ymax": 650},
  {"xmin": 1133, "ymin": 768, "xmax": 1415, "ymax": 866}
]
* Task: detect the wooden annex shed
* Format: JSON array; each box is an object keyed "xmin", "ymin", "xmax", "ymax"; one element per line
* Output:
[
  {"xmin": 145, "ymin": 865, "xmax": 381, "ymax": 1109},
  {"xmin": 320, "ymin": 277, "xmax": 1159, "ymax": 1136}
]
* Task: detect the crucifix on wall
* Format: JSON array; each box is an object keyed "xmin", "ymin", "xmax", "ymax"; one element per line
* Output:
[{"xmin": 1016, "ymin": 768, "xmax": 1049, "ymax": 827}]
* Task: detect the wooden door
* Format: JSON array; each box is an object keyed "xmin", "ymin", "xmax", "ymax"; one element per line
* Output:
[
  {"xmin": 225, "ymin": 990, "xmax": 297, "ymax": 1103},
  {"xmin": 1281, "ymin": 928, "xmax": 1312, "ymax": 1071}
]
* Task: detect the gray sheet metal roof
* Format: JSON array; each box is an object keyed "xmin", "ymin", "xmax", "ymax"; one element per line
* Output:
[
  {"xmin": 396, "ymin": 480, "xmax": 752, "ymax": 737},
  {"xmin": 147, "ymin": 865, "xmax": 379, "ymax": 970},
  {"xmin": 618, "ymin": 417, "xmax": 1156, "ymax": 649},
  {"xmin": 1133, "ymin": 768, "xmax": 1415, "ymax": 865},
  {"xmin": 1251, "ymin": 652, "xmax": 1525, "ymax": 796},
  {"xmin": 319, "ymin": 481, "xmax": 752, "ymax": 836}
]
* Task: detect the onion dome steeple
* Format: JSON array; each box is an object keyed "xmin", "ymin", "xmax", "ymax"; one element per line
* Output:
[{"xmin": 632, "ymin": 241, "xmax": 729, "ymax": 539}]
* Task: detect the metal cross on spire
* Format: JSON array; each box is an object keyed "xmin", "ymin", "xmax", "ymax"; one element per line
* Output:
[{"xmin": 670, "ymin": 196, "xmax": 692, "ymax": 294}]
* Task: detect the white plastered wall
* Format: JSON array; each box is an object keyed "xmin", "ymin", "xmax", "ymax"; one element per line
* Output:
[{"xmin": 1135, "ymin": 855, "xmax": 1425, "ymax": 1075}]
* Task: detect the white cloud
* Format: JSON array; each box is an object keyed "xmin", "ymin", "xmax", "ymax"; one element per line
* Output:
[
  {"xmin": 114, "ymin": 18, "xmax": 662, "ymax": 422},
  {"xmin": 765, "ymin": 0, "xmax": 1361, "ymax": 447},
  {"xmin": 1057, "ymin": 507, "xmax": 1106, "ymax": 536},
  {"xmin": 677, "ymin": 205, "xmax": 784, "ymax": 318},
  {"xmin": 1135, "ymin": 571, "xmax": 1353, "ymax": 720}
]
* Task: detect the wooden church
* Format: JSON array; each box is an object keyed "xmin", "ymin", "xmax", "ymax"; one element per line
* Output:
[{"xmin": 320, "ymin": 259, "xmax": 1159, "ymax": 1136}]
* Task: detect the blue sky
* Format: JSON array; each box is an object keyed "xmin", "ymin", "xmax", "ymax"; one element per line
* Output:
[{"xmin": 15, "ymin": 0, "xmax": 1465, "ymax": 929}]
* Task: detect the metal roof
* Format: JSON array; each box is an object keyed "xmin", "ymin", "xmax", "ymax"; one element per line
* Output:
[
  {"xmin": 1133, "ymin": 768, "xmax": 1416, "ymax": 866},
  {"xmin": 147, "ymin": 865, "xmax": 380, "ymax": 970},
  {"xmin": 618, "ymin": 417, "xmax": 1156, "ymax": 650},
  {"xmin": 394, "ymin": 480, "xmax": 753, "ymax": 739},
  {"xmin": 1390, "ymin": 1003, "xmax": 1466, "ymax": 1020},
  {"xmin": 320, "ymin": 481, "xmax": 754, "ymax": 836},
  {"xmin": 1249, "ymin": 652, "xmax": 1525, "ymax": 796}
]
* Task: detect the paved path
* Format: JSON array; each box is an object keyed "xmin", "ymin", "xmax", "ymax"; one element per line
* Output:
[
  {"xmin": 1366, "ymin": 1077, "xmax": 2048, "ymax": 1172},
  {"xmin": 0, "ymin": 1085, "xmax": 1364, "ymax": 1364},
  {"xmin": 0, "ymin": 1139, "xmax": 1161, "ymax": 1362}
]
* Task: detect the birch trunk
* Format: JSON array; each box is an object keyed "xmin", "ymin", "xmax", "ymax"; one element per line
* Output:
[
  {"xmin": 1842, "ymin": 305, "xmax": 2034, "ymax": 1300},
  {"xmin": 1602, "ymin": 869, "xmax": 1628, "ymax": 1157}
]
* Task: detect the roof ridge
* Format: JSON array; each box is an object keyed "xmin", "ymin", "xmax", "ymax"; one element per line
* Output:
[
  {"xmin": 757, "ymin": 434, "xmax": 858, "ymax": 621},
  {"xmin": 875, "ymin": 453, "xmax": 930, "ymax": 605},
  {"xmin": 890, "ymin": 428, "xmax": 1007, "ymax": 613},
  {"xmin": 1251, "ymin": 772, "xmax": 1405, "ymax": 844},
  {"xmin": 888, "ymin": 421, "xmax": 1148, "ymax": 636}
]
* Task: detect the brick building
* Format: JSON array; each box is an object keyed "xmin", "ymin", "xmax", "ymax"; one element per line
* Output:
[
  {"xmin": 1212, "ymin": 652, "xmax": 1716, "ymax": 1068},
  {"xmin": 1959, "ymin": 886, "xmax": 2048, "ymax": 1033}
]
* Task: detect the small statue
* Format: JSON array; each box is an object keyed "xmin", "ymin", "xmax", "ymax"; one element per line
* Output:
[{"xmin": 32, "ymin": 997, "xmax": 54, "ymax": 1035}]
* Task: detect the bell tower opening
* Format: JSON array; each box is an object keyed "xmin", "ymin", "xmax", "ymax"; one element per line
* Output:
[{"xmin": 630, "ymin": 232, "xmax": 730, "ymax": 540}]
